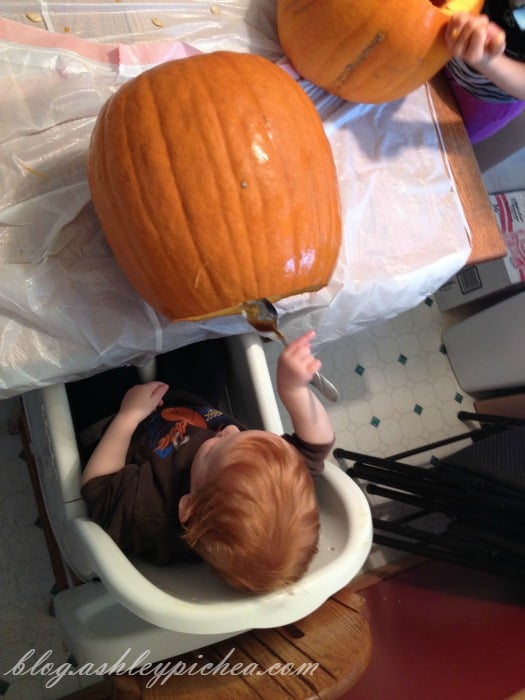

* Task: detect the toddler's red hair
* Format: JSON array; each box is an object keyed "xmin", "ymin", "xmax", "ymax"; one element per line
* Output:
[{"xmin": 182, "ymin": 432, "xmax": 320, "ymax": 593}]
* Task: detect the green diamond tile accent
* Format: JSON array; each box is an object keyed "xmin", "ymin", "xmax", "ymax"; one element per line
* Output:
[
  {"xmin": 355, "ymin": 364, "xmax": 365, "ymax": 376},
  {"xmin": 414, "ymin": 404, "xmax": 423, "ymax": 415},
  {"xmin": 0, "ymin": 679, "xmax": 10, "ymax": 696},
  {"xmin": 454, "ymin": 393, "xmax": 464, "ymax": 404},
  {"xmin": 430, "ymin": 455, "xmax": 440, "ymax": 466},
  {"xmin": 439, "ymin": 343, "xmax": 447, "ymax": 355},
  {"xmin": 424, "ymin": 297, "xmax": 434, "ymax": 307},
  {"xmin": 50, "ymin": 583, "xmax": 60, "ymax": 596},
  {"xmin": 370, "ymin": 416, "xmax": 381, "ymax": 427},
  {"xmin": 398, "ymin": 354, "xmax": 407, "ymax": 365}
]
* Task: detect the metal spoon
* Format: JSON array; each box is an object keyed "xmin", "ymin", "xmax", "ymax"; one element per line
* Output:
[{"xmin": 242, "ymin": 298, "xmax": 339, "ymax": 402}]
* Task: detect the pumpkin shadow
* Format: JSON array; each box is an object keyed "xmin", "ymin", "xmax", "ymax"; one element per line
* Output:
[{"xmin": 303, "ymin": 82, "xmax": 445, "ymax": 162}]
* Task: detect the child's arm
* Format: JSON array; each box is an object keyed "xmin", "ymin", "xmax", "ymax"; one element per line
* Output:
[
  {"xmin": 80, "ymin": 381, "xmax": 169, "ymax": 486},
  {"xmin": 277, "ymin": 331, "xmax": 334, "ymax": 445},
  {"xmin": 446, "ymin": 13, "xmax": 525, "ymax": 101}
]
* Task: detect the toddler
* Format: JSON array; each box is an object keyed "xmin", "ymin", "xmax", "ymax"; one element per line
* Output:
[{"xmin": 80, "ymin": 331, "xmax": 334, "ymax": 593}]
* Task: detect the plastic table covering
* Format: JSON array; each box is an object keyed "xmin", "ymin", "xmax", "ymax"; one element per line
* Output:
[{"xmin": 0, "ymin": 1, "xmax": 472, "ymax": 398}]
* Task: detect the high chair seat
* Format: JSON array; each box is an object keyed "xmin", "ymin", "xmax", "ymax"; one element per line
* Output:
[{"xmin": 22, "ymin": 334, "xmax": 372, "ymax": 667}]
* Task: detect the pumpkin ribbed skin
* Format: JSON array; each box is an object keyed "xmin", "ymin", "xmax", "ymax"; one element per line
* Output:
[
  {"xmin": 277, "ymin": 0, "xmax": 484, "ymax": 104},
  {"xmin": 88, "ymin": 51, "xmax": 341, "ymax": 321}
]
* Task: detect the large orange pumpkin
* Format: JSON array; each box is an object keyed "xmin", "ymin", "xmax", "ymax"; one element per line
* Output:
[
  {"xmin": 88, "ymin": 51, "xmax": 341, "ymax": 321},
  {"xmin": 277, "ymin": 0, "xmax": 484, "ymax": 104}
]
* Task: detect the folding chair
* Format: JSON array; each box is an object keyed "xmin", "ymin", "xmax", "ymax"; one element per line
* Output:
[{"xmin": 334, "ymin": 412, "xmax": 525, "ymax": 580}]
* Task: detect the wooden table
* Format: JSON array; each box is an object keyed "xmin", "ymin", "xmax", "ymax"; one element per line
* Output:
[
  {"xmin": 58, "ymin": 586, "xmax": 371, "ymax": 700},
  {"xmin": 429, "ymin": 72, "xmax": 506, "ymax": 265},
  {"xmin": 109, "ymin": 587, "xmax": 371, "ymax": 699}
]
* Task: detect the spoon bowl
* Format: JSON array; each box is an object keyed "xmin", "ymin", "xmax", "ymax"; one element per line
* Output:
[{"xmin": 242, "ymin": 299, "xmax": 339, "ymax": 402}]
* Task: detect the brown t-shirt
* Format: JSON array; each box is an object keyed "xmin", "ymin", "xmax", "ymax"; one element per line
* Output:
[{"xmin": 80, "ymin": 392, "xmax": 331, "ymax": 565}]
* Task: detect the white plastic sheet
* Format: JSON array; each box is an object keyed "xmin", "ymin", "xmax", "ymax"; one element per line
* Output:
[{"xmin": 0, "ymin": 1, "xmax": 471, "ymax": 397}]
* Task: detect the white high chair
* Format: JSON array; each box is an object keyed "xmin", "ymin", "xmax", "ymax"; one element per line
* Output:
[{"xmin": 22, "ymin": 334, "xmax": 372, "ymax": 668}]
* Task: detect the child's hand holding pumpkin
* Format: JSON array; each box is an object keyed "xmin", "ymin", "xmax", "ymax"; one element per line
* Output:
[{"xmin": 446, "ymin": 12, "xmax": 506, "ymax": 67}]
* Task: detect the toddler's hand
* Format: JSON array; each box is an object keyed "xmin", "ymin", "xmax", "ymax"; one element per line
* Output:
[
  {"xmin": 277, "ymin": 330, "xmax": 321, "ymax": 394},
  {"xmin": 446, "ymin": 13, "xmax": 506, "ymax": 67},
  {"xmin": 118, "ymin": 381, "xmax": 169, "ymax": 426}
]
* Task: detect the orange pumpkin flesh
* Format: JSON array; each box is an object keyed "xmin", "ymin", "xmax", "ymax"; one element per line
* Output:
[
  {"xmin": 88, "ymin": 51, "xmax": 341, "ymax": 321},
  {"xmin": 277, "ymin": 0, "xmax": 484, "ymax": 104}
]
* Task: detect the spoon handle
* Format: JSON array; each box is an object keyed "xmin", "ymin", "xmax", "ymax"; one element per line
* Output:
[{"xmin": 310, "ymin": 370, "xmax": 340, "ymax": 403}]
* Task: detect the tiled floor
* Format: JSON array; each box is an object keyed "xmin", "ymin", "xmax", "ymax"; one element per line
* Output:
[{"xmin": 0, "ymin": 295, "xmax": 476, "ymax": 699}]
